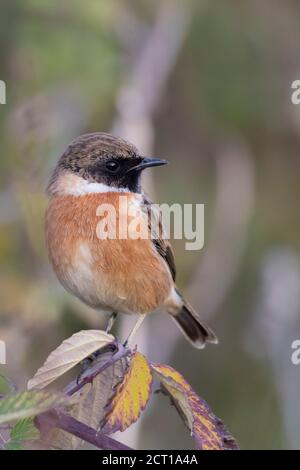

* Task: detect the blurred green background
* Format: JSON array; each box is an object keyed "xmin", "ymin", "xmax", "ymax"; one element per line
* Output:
[{"xmin": 1, "ymin": 0, "xmax": 300, "ymax": 450}]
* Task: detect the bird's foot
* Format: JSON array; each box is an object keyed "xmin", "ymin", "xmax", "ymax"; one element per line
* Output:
[{"xmin": 76, "ymin": 342, "xmax": 119, "ymax": 384}]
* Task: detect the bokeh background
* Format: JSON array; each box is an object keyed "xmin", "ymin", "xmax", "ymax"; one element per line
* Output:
[{"xmin": 1, "ymin": 0, "xmax": 300, "ymax": 450}]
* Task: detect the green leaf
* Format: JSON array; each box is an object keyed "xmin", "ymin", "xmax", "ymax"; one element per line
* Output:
[
  {"xmin": 10, "ymin": 417, "xmax": 40, "ymax": 442},
  {"xmin": 0, "ymin": 391, "xmax": 69, "ymax": 425},
  {"xmin": 4, "ymin": 417, "xmax": 40, "ymax": 450},
  {"xmin": 5, "ymin": 441, "xmax": 23, "ymax": 450},
  {"xmin": 0, "ymin": 375, "xmax": 16, "ymax": 395}
]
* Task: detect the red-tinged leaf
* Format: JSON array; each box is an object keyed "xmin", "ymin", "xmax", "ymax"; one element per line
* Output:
[
  {"xmin": 151, "ymin": 363, "xmax": 238, "ymax": 450},
  {"xmin": 101, "ymin": 351, "xmax": 152, "ymax": 434}
]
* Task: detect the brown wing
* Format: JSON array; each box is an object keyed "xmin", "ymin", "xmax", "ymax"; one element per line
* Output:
[{"xmin": 142, "ymin": 194, "xmax": 176, "ymax": 281}]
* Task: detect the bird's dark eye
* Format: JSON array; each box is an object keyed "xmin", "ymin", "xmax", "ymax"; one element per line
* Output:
[{"xmin": 105, "ymin": 160, "xmax": 120, "ymax": 173}]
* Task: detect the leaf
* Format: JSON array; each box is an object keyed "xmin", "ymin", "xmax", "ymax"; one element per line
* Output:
[
  {"xmin": 27, "ymin": 330, "xmax": 115, "ymax": 390},
  {"xmin": 151, "ymin": 364, "xmax": 238, "ymax": 450},
  {"xmin": 5, "ymin": 441, "xmax": 23, "ymax": 450},
  {"xmin": 47, "ymin": 351, "xmax": 128, "ymax": 449},
  {"xmin": 10, "ymin": 417, "xmax": 40, "ymax": 442},
  {"xmin": 0, "ymin": 375, "xmax": 17, "ymax": 396},
  {"xmin": 0, "ymin": 391, "xmax": 67, "ymax": 425},
  {"xmin": 101, "ymin": 351, "xmax": 152, "ymax": 434},
  {"xmin": 5, "ymin": 417, "xmax": 40, "ymax": 450}
]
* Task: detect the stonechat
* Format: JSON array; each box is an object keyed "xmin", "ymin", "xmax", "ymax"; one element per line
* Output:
[{"xmin": 45, "ymin": 133, "xmax": 217, "ymax": 348}]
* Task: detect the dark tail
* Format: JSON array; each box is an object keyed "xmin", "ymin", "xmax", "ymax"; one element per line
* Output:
[{"xmin": 171, "ymin": 301, "xmax": 218, "ymax": 349}]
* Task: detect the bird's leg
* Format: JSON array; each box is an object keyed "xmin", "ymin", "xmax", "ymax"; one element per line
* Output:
[
  {"xmin": 82, "ymin": 312, "xmax": 117, "ymax": 364},
  {"xmin": 124, "ymin": 314, "xmax": 147, "ymax": 348},
  {"xmin": 77, "ymin": 313, "xmax": 118, "ymax": 383},
  {"xmin": 105, "ymin": 311, "xmax": 118, "ymax": 333}
]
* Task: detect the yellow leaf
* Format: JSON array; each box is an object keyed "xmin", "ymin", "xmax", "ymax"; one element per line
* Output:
[
  {"xmin": 27, "ymin": 330, "xmax": 114, "ymax": 390},
  {"xmin": 152, "ymin": 364, "xmax": 238, "ymax": 450},
  {"xmin": 101, "ymin": 351, "xmax": 152, "ymax": 433}
]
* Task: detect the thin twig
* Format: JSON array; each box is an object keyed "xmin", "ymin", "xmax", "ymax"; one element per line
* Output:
[{"xmin": 64, "ymin": 341, "xmax": 131, "ymax": 396}]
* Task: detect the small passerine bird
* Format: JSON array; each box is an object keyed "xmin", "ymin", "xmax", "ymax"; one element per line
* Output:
[{"xmin": 45, "ymin": 132, "xmax": 217, "ymax": 348}]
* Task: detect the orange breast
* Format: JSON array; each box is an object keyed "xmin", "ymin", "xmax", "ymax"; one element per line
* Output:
[{"xmin": 45, "ymin": 193, "xmax": 173, "ymax": 314}]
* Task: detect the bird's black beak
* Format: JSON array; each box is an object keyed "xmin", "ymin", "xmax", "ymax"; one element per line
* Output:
[{"xmin": 127, "ymin": 157, "xmax": 168, "ymax": 174}]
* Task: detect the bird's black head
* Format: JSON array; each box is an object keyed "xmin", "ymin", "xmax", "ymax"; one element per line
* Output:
[{"xmin": 51, "ymin": 132, "xmax": 168, "ymax": 194}]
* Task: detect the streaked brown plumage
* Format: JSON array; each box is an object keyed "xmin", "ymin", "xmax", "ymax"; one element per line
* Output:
[{"xmin": 45, "ymin": 132, "xmax": 217, "ymax": 348}]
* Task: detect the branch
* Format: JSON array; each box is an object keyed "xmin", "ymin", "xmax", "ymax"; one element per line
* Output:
[
  {"xmin": 36, "ymin": 410, "xmax": 133, "ymax": 451},
  {"xmin": 64, "ymin": 340, "xmax": 131, "ymax": 396}
]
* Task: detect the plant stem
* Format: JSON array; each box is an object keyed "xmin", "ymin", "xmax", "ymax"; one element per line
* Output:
[
  {"xmin": 36, "ymin": 410, "xmax": 133, "ymax": 451},
  {"xmin": 64, "ymin": 341, "xmax": 131, "ymax": 396}
]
